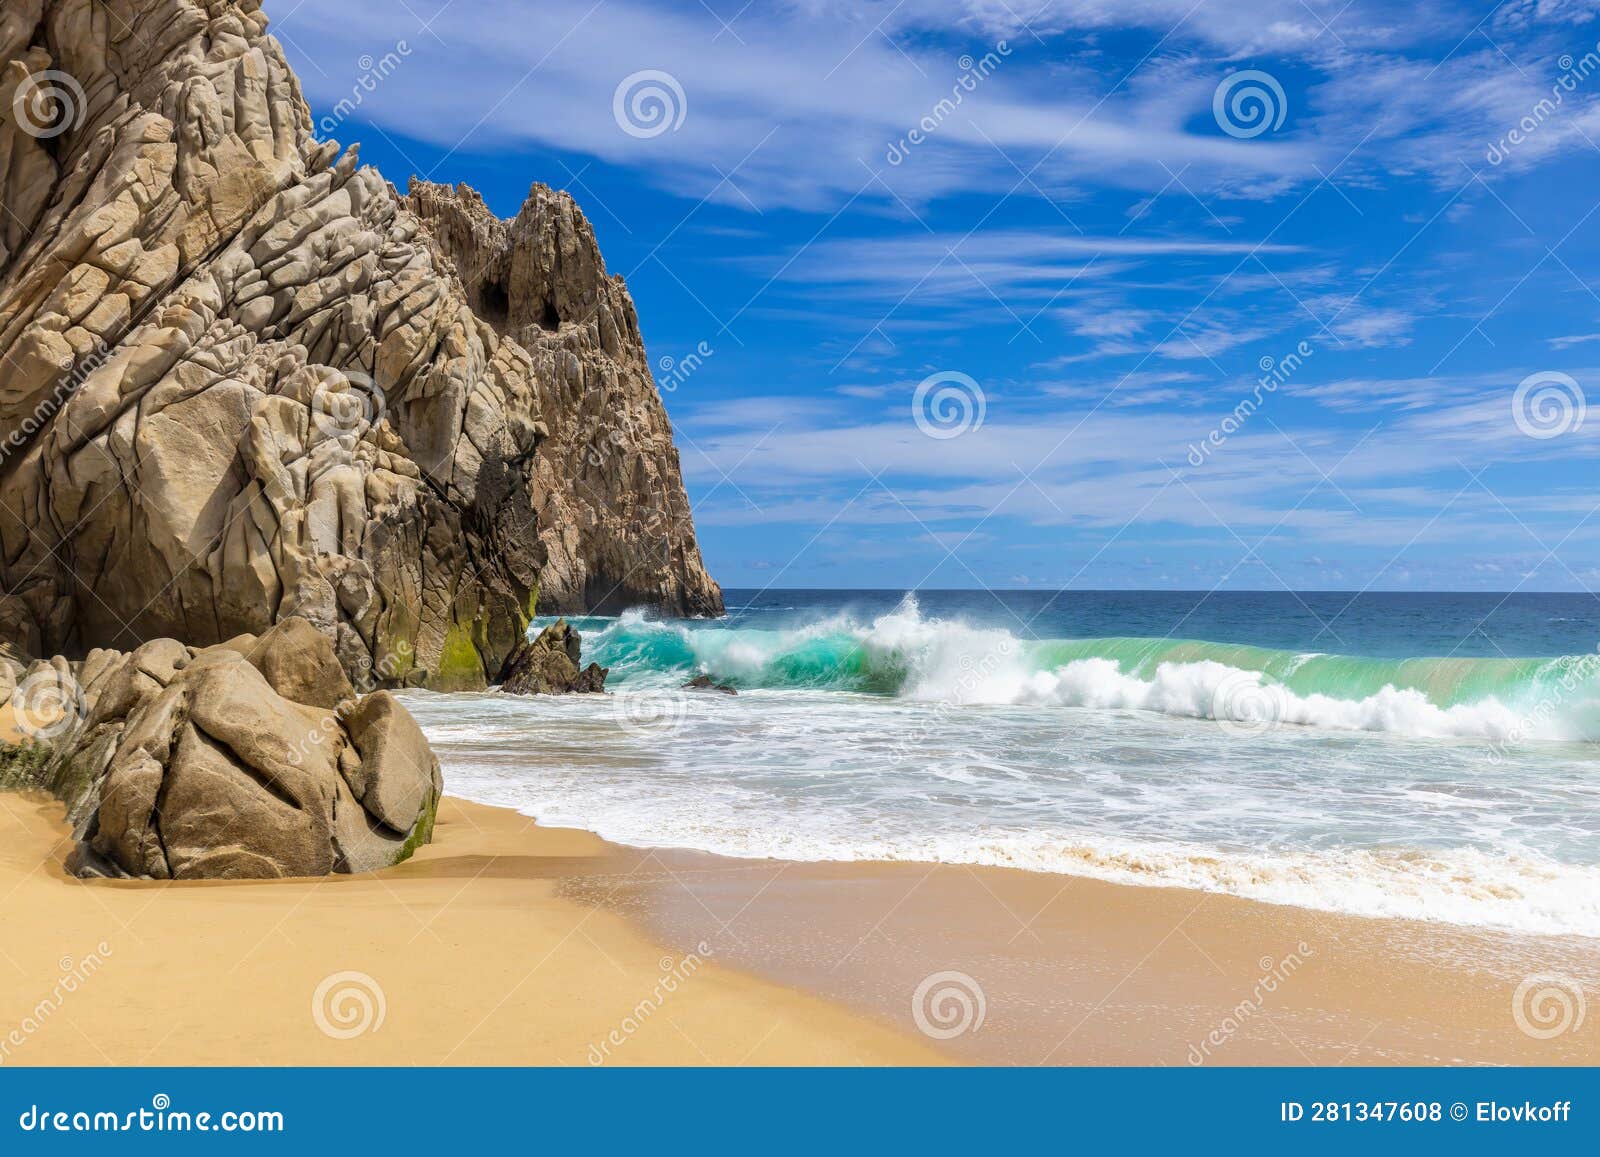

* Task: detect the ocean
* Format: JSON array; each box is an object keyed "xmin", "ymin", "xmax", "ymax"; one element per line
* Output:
[{"xmin": 399, "ymin": 589, "xmax": 1600, "ymax": 938}]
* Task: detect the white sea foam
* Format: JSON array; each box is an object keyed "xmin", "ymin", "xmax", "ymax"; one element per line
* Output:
[
  {"xmin": 401, "ymin": 598, "xmax": 1600, "ymax": 940},
  {"xmin": 582, "ymin": 597, "xmax": 1600, "ymax": 743},
  {"xmin": 1014, "ymin": 658, "xmax": 1536, "ymax": 740}
]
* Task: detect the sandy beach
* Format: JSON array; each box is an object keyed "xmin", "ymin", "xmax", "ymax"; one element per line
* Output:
[
  {"xmin": 0, "ymin": 789, "xmax": 1594, "ymax": 1066},
  {"xmin": 0, "ymin": 793, "xmax": 940, "ymax": 1066}
]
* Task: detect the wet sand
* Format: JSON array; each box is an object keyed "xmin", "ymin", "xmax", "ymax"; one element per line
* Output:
[
  {"xmin": 1, "ymin": 789, "xmax": 1594, "ymax": 1066},
  {"xmin": 573, "ymin": 849, "xmax": 1600, "ymax": 1065}
]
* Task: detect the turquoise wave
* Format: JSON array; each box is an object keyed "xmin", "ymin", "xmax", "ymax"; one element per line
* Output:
[
  {"xmin": 547, "ymin": 604, "xmax": 1600, "ymax": 741},
  {"xmin": 570, "ymin": 615, "xmax": 905, "ymax": 692},
  {"xmin": 568, "ymin": 617, "xmax": 1578, "ymax": 700}
]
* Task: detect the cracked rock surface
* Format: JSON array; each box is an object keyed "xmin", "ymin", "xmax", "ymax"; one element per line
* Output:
[
  {"xmin": 0, "ymin": 0, "xmax": 720, "ymax": 693},
  {"xmin": 2, "ymin": 616, "xmax": 440, "ymax": 879},
  {"xmin": 402, "ymin": 179, "xmax": 722, "ymax": 618}
]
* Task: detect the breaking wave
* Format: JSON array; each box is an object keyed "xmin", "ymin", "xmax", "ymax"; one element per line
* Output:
[{"xmin": 568, "ymin": 597, "xmax": 1600, "ymax": 744}]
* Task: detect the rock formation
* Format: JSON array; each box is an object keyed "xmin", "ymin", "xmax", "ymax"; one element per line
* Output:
[
  {"xmin": 683, "ymin": 674, "xmax": 736, "ymax": 695},
  {"xmin": 0, "ymin": 0, "xmax": 720, "ymax": 694},
  {"xmin": 402, "ymin": 180, "xmax": 722, "ymax": 618},
  {"xmin": 498, "ymin": 619, "xmax": 607, "ymax": 695},
  {"xmin": 0, "ymin": 617, "xmax": 440, "ymax": 879}
]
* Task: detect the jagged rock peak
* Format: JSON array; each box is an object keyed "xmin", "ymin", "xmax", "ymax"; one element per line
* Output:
[{"xmin": 403, "ymin": 178, "xmax": 723, "ymax": 617}]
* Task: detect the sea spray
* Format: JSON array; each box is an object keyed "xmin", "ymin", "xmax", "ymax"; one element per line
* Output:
[
  {"xmin": 560, "ymin": 598, "xmax": 1600, "ymax": 744},
  {"xmin": 416, "ymin": 594, "xmax": 1600, "ymax": 939}
]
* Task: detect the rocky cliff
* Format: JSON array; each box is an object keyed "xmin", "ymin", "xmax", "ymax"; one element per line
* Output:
[
  {"xmin": 0, "ymin": 0, "xmax": 720, "ymax": 693},
  {"xmin": 403, "ymin": 181, "xmax": 722, "ymax": 618}
]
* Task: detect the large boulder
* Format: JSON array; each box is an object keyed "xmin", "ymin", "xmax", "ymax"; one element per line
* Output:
[
  {"xmin": 0, "ymin": 0, "xmax": 719, "ymax": 692},
  {"xmin": 2, "ymin": 617, "xmax": 440, "ymax": 880}
]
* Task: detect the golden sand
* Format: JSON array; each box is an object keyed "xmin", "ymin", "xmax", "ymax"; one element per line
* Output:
[
  {"xmin": 1, "ymin": 789, "xmax": 1595, "ymax": 1066},
  {"xmin": 0, "ymin": 794, "xmax": 940, "ymax": 1066}
]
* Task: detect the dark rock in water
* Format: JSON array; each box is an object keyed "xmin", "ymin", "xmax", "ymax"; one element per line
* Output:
[
  {"xmin": 499, "ymin": 621, "xmax": 609, "ymax": 695},
  {"xmin": 683, "ymin": 674, "xmax": 737, "ymax": 695}
]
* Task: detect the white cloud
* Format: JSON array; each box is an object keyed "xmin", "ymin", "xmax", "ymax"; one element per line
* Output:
[
  {"xmin": 273, "ymin": 0, "xmax": 1600, "ymax": 216},
  {"xmin": 762, "ymin": 230, "xmax": 1299, "ymax": 307},
  {"xmin": 275, "ymin": 0, "xmax": 1325, "ymax": 212}
]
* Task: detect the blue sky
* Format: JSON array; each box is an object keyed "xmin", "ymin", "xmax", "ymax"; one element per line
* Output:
[{"xmin": 273, "ymin": 0, "xmax": 1600, "ymax": 593}]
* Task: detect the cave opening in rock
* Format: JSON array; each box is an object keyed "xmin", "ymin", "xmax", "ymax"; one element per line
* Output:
[
  {"xmin": 539, "ymin": 298, "xmax": 561, "ymax": 332},
  {"xmin": 478, "ymin": 279, "xmax": 510, "ymax": 327}
]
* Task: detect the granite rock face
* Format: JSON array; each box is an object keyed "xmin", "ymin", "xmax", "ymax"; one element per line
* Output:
[
  {"xmin": 0, "ymin": 0, "xmax": 719, "ymax": 693},
  {"xmin": 498, "ymin": 619, "xmax": 607, "ymax": 695},
  {"xmin": 0, "ymin": 617, "xmax": 441, "ymax": 879},
  {"xmin": 402, "ymin": 180, "xmax": 722, "ymax": 618}
]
